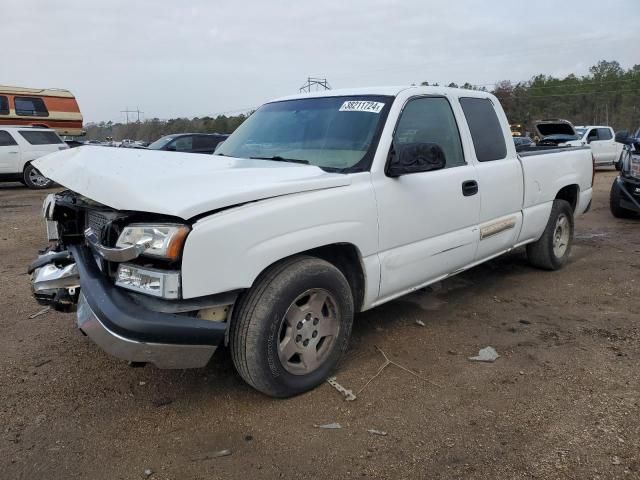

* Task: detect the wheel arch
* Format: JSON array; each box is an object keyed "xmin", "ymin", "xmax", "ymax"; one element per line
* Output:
[{"xmin": 555, "ymin": 184, "xmax": 579, "ymax": 212}]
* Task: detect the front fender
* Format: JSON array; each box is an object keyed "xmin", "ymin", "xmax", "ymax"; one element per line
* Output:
[{"xmin": 180, "ymin": 174, "xmax": 379, "ymax": 299}]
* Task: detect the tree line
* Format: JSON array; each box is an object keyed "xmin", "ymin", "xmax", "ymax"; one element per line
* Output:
[
  {"xmin": 424, "ymin": 60, "xmax": 639, "ymax": 135},
  {"xmin": 85, "ymin": 60, "xmax": 639, "ymax": 142}
]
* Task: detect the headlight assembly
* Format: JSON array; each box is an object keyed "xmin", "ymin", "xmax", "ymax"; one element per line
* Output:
[{"xmin": 116, "ymin": 224, "xmax": 190, "ymax": 261}]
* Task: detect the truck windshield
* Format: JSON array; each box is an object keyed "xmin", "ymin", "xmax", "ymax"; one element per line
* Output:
[
  {"xmin": 147, "ymin": 135, "xmax": 177, "ymax": 150},
  {"xmin": 575, "ymin": 128, "xmax": 587, "ymax": 137},
  {"xmin": 216, "ymin": 95, "xmax": 392, "ymax": 171}
]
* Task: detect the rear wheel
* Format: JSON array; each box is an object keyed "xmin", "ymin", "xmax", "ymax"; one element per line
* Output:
[
  {"xmin": 230, "ymin": 256, "xmax": 354, "ymax": 398},
  {"xmin": 23, "ymin": 163, "xmax": 53, "ymax": 189},
  {"xmin": 610, "ymin": 179, "xmax": 636, "ymax": 219},
  {"xmin": 527, "ymin": 199, "xmax": 574, "ymax": 270}
]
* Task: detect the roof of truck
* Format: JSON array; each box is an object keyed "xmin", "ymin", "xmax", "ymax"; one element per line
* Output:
[{"xmin": 273, "ymin": 85, "xmax": 493, "ymax": 102}]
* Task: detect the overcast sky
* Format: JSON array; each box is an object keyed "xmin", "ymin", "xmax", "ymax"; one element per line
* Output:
[{"xmin": 3, "ymin": 0, "xmax": 638, "ymax": 123}]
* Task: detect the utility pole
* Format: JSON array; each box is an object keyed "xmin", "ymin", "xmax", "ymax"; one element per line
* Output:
[{"xmin": 299, "ymin": 77, "xmax": 331, "ymax": 93}]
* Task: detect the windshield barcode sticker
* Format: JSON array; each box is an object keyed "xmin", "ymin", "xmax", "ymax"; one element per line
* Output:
[{"xmin": 339, "ymin": 101, "xmax": 385, "ymax": 113}]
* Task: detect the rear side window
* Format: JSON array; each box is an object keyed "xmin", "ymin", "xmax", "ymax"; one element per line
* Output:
[
  {"xmin": 597, "ymin": 128, "xmax": 613, "ymax": 140},
  {"xmin": 0, "ymin": 130, "xmax": 17, "ymax": 146},
  {"xmin": 0, "ymin": 96, "xmax": 8, "ymax": 115},
  {"xmin": 459, "ymin": 97, "xmax": 507, "ymax": 162},
  {"xmin": 19, "ymin": 130, "xmax": 63, "ymax": 145},
  {"xmin": 14, "ymin": 97, "xmax": 49, "ymax": 117}
]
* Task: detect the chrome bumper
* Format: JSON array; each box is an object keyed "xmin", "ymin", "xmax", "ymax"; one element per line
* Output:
[{"xmin": 77, "ymin": 294, "xmax": 216, "ymax": 369}]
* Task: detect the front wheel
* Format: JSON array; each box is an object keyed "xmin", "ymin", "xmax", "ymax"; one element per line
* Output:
[
  {"xmin": 23, "ymin": 163, "xmax": 53, "ymax": 189},
  {"xmin": 527, "ymin": 199, "xmax": 574, "ymax": 270},
  {"xmin": 230, "ymin": 256, "xmax": 354, "ymax": 398}
]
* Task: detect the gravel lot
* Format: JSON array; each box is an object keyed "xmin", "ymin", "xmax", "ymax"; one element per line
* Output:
[{"xmin": 1, "ymin": 170, "xmax": 639, "ymax": 480}]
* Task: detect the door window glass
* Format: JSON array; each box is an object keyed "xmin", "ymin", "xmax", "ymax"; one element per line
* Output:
[
  {"xmin": 0, "ymin": 96, "xmax": 8, "ymax": 115},
  {"xmin": 394, "ymin": 97, "xmax": 465, "ymax": 168},
  {"xmin": 597, "ymin": 128, "xmax": 612, "ymax": 140},
  {"xmin": 0, "ymin": 130, "xmax": 17, "ymax": 146},
  {"xmin": 172, "ymin": 136, "xmax": 193, "ymax": 151}
]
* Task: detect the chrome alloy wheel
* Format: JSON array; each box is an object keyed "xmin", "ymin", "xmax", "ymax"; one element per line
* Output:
[
  {"xmin": 29, "ymin": 167, "xmax": 50, "ymax": 187},
  {"xmin": 553, "ymin": 213, "xmax": 570, "ymax": 258},
  {"xmin": 277, "ymin": 288, "xmax": 340, "ymax": 375}
]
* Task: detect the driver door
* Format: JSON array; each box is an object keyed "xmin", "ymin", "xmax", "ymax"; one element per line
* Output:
[{"xmin": 373, "ymin": 96, "xmax": 480, "ymax": 301}]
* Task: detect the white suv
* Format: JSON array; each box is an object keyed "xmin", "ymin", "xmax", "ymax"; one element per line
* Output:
[{"xmin": 0, "ymin": 126, "xmax": 68, "ymax": 188}]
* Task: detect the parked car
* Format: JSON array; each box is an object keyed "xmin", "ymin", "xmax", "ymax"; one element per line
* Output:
[
  {"xmin": 0, "ymin": 85, "xmax": 84, "ymax": 136},
  {"xmin": 147, "ymin": 133, "xmax": 229, "ymax": 154},
  {"xmin": 30, "ymin": 86, "xmax": 593, "ymax": 398},
  {"xmin": 513, "ymin": 136, "xmax": 534, "ymax": 150},
  {"xmin": 535, "ymin": 119, "xmax": 580, "ymax": 147},
  {"xmin": 572, "ymin": 126, "xmax": 623, "ymax": 167},
  {"xmin": 610, "ymin": 130, "xmax": 640, "ymax": 218},
  {"xmin": 0, "ymin": 126, "xmax": 67, "ymax": 188}
]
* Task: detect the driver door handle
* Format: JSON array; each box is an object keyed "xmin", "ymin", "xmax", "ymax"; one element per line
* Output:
[{"xmin": 462, "ymin": 180, "xmax": 478, "ymax": 196}]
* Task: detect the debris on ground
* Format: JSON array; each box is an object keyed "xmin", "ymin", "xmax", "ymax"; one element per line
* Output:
[
  {"xmin": 327, "ymin": 376, "xmax": 356, "ymax": 401},
  {"xmin": 519, "ymin": 319, "xmax": 531, "ymax": 325},
  {"xmin": 28, "ymin": 307, "xmax": 50, "ymax": 319},
  {"xmin": 612, "ymin": 456, "xmax": 621, "ymax": 465},
  {"xmin": 415, "ymin": 320, "xmax": 425, "ymax": 327},
  {"xmin": 357, "ymin": 346, "xmax": 442, "ymax": 395},
  {"xmin": 143, "ymin": 468, "xmax": 153, "ymax": 477},
  {"xmin": 33, "ymin": 359, "xmax": 51, "ymax": 368},
  {"xmin": 468, "ymin": 346, "xmax": 500, "ymax": 363},
  {"xmin": 190, "ymin": 449, "xmax": 232, "ymax": 462},
  {"xmin": 315, "ymin": 423, "xmax": 342, "ymax": 429},
  {"xmin": 367, "ymin": 429, "xmax": 388, "ymax": 436}
]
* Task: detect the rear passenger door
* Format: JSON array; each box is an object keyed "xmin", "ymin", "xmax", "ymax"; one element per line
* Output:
[
  {"xmin": 458, "ymin": 97, "xmax": 524, "ymax": 262},
  {"xmin": 0, "ymin": 130, "xmax": 21, "ymax": 174}
]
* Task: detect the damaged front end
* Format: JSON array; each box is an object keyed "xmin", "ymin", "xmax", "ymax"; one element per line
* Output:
[{"xmin": 29, "ymin": 191, "xmax": 231, "ymax": 369}]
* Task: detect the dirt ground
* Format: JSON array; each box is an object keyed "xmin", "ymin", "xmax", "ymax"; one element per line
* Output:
[{"xmin": 1, "ymin": 170, "xmax": 639, "ymax": 480}]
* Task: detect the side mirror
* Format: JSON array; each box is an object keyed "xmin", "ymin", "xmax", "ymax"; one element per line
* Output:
[{"xmin": 386, "ymin": 142, "xmax": 447, "ymax": 177}]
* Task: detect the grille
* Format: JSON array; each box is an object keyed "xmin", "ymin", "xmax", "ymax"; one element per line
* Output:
[{"xmin": 86, "ymin": 211, "xmax": 110, "ymax": 242}]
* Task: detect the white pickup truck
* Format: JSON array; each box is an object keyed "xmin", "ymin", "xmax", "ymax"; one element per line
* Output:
[{"xmin": 30, "ymin": 86, "xmax": 593, "ymax": 397}]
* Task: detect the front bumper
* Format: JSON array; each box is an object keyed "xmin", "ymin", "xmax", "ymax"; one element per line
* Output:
[
  {"xmin": 618, "ymin": 176, "xmax": 640, "ymax": 213},
  {"xmin": 31, "ymin": 245, "xmax": 226, "ymax": 369}
]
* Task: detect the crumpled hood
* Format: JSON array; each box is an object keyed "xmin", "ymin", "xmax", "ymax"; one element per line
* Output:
[{"xmin": 34, "ymin": 146, "xmax": 351, "ymax": 219}]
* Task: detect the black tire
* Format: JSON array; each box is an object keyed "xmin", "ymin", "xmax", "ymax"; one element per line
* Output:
[
  {"xmin": 526, "ymin": 199, "xmax": 574, "ymax": 271},
  {"xmin": 230, "ymin": 255, "xmax": 354, "ymax": 398},
  {"xmin": 23, "ymin": 163, "xmax": 53, "ymax": 189},
  {"xmin": 609, "ymin": 179, "xmax": 636, "ymax": 219}
]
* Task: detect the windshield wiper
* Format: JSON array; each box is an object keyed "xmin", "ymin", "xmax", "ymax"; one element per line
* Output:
[{"xmin": 249, "ymin": 156, "xmax": 309, "ymax": 165}]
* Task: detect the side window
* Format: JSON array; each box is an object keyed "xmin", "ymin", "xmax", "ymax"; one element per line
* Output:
[
  {"xmin": 14, "ymin": 97, "xmax": 49, "ymax": 117},
  {"xmin": 193, "ymin": 135, "xmax": 219, "ymax": 150},
  {"xmin": 0, "ymin": 96, "xmax": 9, "ymax": 115},
  {"xmin": 587, "ymin": 129, "xmax": 599, "ymax": 141},
  {"xmin": 459, "ymin": 97, "xmax": 507, "ymax": 162},
  {"xmin": 597, "ymin": 128, "xmax": 613, "ymax": 141},
  {"xmin": 393, "ymin": 97, "xmax": 465, "ymax": 168},
  {"xmin": 0, "ymin": 130, "xmax": 18, "ymax": 146},
  {"xmin": 19, "ymin": 130, "xmax": 63, "ymax": 145},
  {"xmin": 173, "ymin": 135, "xmax": 193, "ymax": 151}
]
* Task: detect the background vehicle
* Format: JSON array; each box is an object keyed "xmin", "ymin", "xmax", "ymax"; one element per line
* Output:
[
  {"xmin": 30, "ymin": 86, "xmax": 593, "ymax": 398},
  {"xmin": 0, "ymin": 85, "xmax": 84, "ymax": 136},
  {"xmin": 513, "ymin": 136, "xmax": 534, "ymax": 150},
  {"xmin": 610, "ymin": 131, "xmax": 640, "ymax": 218},
  {"xmin": 535, "ymin": 119, "xmax": 580, "ymax": 146},
  {"xmin": 0, "ymin": 126, "xmax": 67, "ymax": 188},
  {"xmin": 147, "ymin": 133, "xmax": 229, "ymax": 154},
  {"xmin": 572, "ymin": 125, "xmax": 623, "ymax": 167}
]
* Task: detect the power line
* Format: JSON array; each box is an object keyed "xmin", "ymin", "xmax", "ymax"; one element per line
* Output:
[{"xmin": 300, "ymin": 77, "xmax": 331, "ymax": 93}]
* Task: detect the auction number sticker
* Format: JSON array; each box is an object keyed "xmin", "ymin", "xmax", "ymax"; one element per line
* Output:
[{"xmin": 339, "ymin": 100, "xmax": 385, "ymax": 113}]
